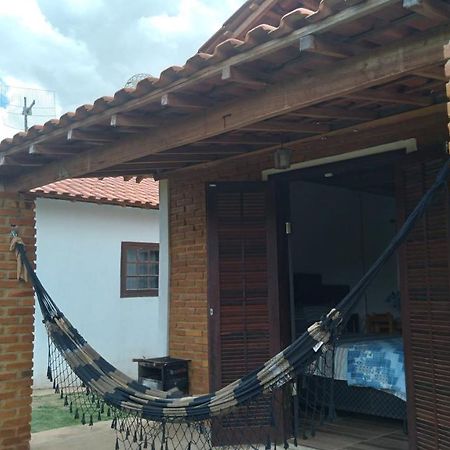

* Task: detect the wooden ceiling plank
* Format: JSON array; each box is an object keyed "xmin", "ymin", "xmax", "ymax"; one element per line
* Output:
[
  {"xmin": 299, "ymin": 34, "xmax": 354, "ymax": 59},
  {"xmin": 5, "ymin": 25, "xmax": 449, "ymax": 192},
  {"xmin": 403, "ymin": 0, "xmax": 450, "ymax": 23}
]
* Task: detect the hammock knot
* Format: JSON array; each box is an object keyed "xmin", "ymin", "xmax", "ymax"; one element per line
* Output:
[
  {"xmin": 9, "ymin": 234, "xmax": 28, "ymax": 282},
  {"xmin": 307, "ymin": 308, "xmax": 342, "ymax": 350}
]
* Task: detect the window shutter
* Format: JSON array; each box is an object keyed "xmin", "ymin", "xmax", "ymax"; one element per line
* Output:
[
  {"xmin": 397, "ymin": 156, "xmax": 450, "ymax": 449},
  {"xmin": 207, "ymin": 182, "xmax": 279, "ymax": 444}
]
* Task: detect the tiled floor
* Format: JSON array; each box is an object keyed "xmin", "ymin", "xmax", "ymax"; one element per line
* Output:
[{"xmin": 295, "ymin": 415, "xmax": 408, "ymax": 450}]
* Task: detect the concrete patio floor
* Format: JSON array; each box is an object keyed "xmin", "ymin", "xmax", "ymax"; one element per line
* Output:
[
  {"xmin": 31, "ymin": 421, "xmax": 115, "ymax": 450},
  {"xmin": 30, "ymin": 415, "xmax": 407, "ymax": 450},
  {"xmin": 30, "ymin": 422, "xmax": 315, "ymax": 450}
]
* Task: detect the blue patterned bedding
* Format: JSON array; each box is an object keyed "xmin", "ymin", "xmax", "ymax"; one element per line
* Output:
[{"xmin": 345, "ymin": 337, "xmax": 406, "ymax": 400}]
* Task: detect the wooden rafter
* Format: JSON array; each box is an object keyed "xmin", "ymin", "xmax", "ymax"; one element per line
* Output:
[
  {"xmin": 289, "ymin": 106, "xmax": 378, "ymax": 120},
  {"xmin": 5, "ymin": 24, "xmax": 450, "ymax": 192},
  {"xmin": 242, "ymin": 122, "xmax": 330, "ymax": 133},
  {"xmin": 29, "ymin": 144, "xmax": 82, "ymax": 157},
  {"xmin": 110, "ymin": 114, "xmax": 158, "ymax": 128},
  {"xmin": 0, "ymin": 155, "xmax": 43, "ymax": 167},
  {"xmin": 198, "ymin": 136, "xmax": 283, "ymax": 145},
  {"xmin": 161, "ymin": 93, "xmax": 210, "ymax": 109},
  {"xmin": 122, "ymin": 153, "xmax": 220, "ymax": 164},
  {"xmin": 404, "ymin": 0, "xmax": 450, "ymax": 23},
  {"xmin": 221, "ymin": 66, "xmax": 268, "ymax": 89},
  {"xmin": 412, "ymin": 66, "xmax": 447, "ymax": 81},
  {"xmin": 346, "ymin": 89, "xmax": 432, "ymax": 106},
  {"xmin": 299, "ymin": 35, "xmax": 354, "ymax": 59},
  {"xmin": 67, "ymin": 129, "xmax": 116, "ymax": 143}
]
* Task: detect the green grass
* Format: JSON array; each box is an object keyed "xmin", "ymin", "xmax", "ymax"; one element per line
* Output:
[{"xmin": 31, "ymin": 394, "xmax": 80, "ymax": 433}]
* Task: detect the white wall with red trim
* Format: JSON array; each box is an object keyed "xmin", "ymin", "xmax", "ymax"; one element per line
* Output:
[{"xmin": 33, "ymin": 197, "xmax": 167, "ymax": 388}]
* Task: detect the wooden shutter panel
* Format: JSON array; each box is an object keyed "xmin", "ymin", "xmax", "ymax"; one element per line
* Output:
[
  {"xmin": 397, "ymin": 156, "xmax": 450, "ymax": 450},
  {"xmin": 208, "ymin": 182, "xmax": 274, "ymax": 389}
]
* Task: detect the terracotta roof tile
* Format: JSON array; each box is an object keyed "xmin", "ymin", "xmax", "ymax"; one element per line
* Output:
[{"xmin": 31, "ymin": 177, "xmax": 159, "ymax": 209}]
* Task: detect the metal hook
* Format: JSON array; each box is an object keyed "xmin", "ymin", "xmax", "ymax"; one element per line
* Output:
[{"xmin": 10, "ymin": 225, "xmax": 18, "ymax": 238}]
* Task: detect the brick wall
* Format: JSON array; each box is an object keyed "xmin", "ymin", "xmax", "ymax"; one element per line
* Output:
[
  {"xmin": 0, "ymin": 194, "xmax": 35, "ymax": 450},
  {"xmin": 168, "ymin": 112, "xmax": 448, "ymax": 395},
  {"xmin": 168, "ymin": 156, "xmax": 271, "ymax": 394}
]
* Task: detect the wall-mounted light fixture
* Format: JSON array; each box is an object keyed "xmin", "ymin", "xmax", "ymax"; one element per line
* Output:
[{"xmin": 274, "ymin": 146, "xmax": 292, "ymax": 170}]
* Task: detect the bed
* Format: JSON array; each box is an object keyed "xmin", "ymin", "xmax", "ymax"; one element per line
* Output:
[{"xmin": 323, "ymin": 335, "xmax": 407, "ymax": 420}]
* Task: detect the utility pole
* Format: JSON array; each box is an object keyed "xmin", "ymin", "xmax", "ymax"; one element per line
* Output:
[{"xmin": 22, "ymin": 97, "xmax": 35, "ymax": 132}]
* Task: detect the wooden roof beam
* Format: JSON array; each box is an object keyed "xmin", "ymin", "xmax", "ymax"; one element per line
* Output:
[
  {"xmin": 299, "ymin": 35, "xmax": 354, "ymax": 59},
  {"xmin": 5, "ymin": 25, "xmax": 449, "ymax": 192},
  {"xmin": 110, "ymin": 114, "xmax": 158, "ymax": 128},
  {"xmin": 67, "ymin": 128, "xmax": 116, "ymax": 143},
  {"xmin": 221, "ymin": 66, "xmax": 268, "ymax": 90},
  {"xmin": 404, "ymin": 0, "xmax": 450, "ymax": 23}
]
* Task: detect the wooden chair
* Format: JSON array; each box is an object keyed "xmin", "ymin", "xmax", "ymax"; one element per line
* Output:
[{"xmin": 366, "ymin": 313, "xmax": 395, "ymax": 334}]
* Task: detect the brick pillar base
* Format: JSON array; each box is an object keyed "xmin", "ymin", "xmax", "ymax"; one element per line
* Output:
[{"xmin": 0, "ymin": 194, "xmax": 35, "ymax": 450}]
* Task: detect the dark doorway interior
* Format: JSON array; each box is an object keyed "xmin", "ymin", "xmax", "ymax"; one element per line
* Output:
[{"xmin": 273, "ymin": 152, "xmax": 408, "ymax": 446}]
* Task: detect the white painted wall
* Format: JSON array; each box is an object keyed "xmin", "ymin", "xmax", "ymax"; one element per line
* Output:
[
  {"xmin": 290, "ymin": 181, "xmax": 399, "ymax": 330},
  {"xmin": 33, "ymin": 198, "xmax": 168, "ymax": 388}
]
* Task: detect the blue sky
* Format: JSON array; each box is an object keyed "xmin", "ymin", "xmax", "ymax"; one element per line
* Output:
[
  {"xmin": 0, "ymin": 0, "xmax": 244, "ymax": 139},
  {"xmin": 0, "ymin": 79, "xmax": 9, "ymax": 108}
]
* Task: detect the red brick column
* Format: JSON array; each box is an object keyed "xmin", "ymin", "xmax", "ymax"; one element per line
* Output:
[{"xmin": 0, "ymin": 194, "xmax": 35, "ymax": 450}]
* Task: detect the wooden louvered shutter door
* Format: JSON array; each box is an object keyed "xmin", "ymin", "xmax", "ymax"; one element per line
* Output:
[
  {"xmin": 207, "ymin": 182, "xmax": 279, "ymax": 444},
  {"xmin": 397, "ymin": 156, "xmax": 450, "ymax": 450}
]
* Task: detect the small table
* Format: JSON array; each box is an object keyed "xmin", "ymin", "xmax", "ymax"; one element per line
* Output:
[{"xmin": 133, "ymin": 356, "xmax": 189, "ymax": 395}]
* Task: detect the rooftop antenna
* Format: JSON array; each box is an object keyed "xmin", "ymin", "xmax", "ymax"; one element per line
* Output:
[
  {"xmin": 125, "ymin": 73, "xmax": 152, "ymax": 88},
  {"xmin": 22, "ymin": 96, "xmax": 36, "ymax": 132}
]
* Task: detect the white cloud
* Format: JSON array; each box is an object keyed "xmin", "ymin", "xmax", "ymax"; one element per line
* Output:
[
  {"xmin": 0, "ymin": 0, "xmax": 246, "ymax": 140},
  {"xmin": 140, "ymin": 0, "xmax": 239, "ymax": 36}
]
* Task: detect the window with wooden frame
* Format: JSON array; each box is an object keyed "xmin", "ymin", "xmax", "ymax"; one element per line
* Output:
[{"xmin": 121, "ymin": 242, "xmax": 159, "ymax": 298}]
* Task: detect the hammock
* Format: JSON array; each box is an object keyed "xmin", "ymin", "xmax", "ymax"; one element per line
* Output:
[{"xmin": 11, "ymin": 158, "xmax": 450, "ymax": 450}]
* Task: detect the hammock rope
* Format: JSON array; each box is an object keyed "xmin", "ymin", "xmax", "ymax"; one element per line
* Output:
[{"xmin": 10, "ymin": 157, "xmax": 450, "ymax": 449}]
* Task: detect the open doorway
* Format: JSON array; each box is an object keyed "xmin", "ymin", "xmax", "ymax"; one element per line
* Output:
[{"xmin": 278, "ymin": 152, "xmax": 408, "ymax": 449}]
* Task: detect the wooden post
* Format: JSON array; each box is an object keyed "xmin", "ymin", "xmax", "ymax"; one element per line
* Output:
[
  {"xmin": 0, "ymin": 194, "xmax": 35, "ymax": 450},
  {"xmin": 445, "ymin": 41, "xmax": 450, "ymax": 141}
]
